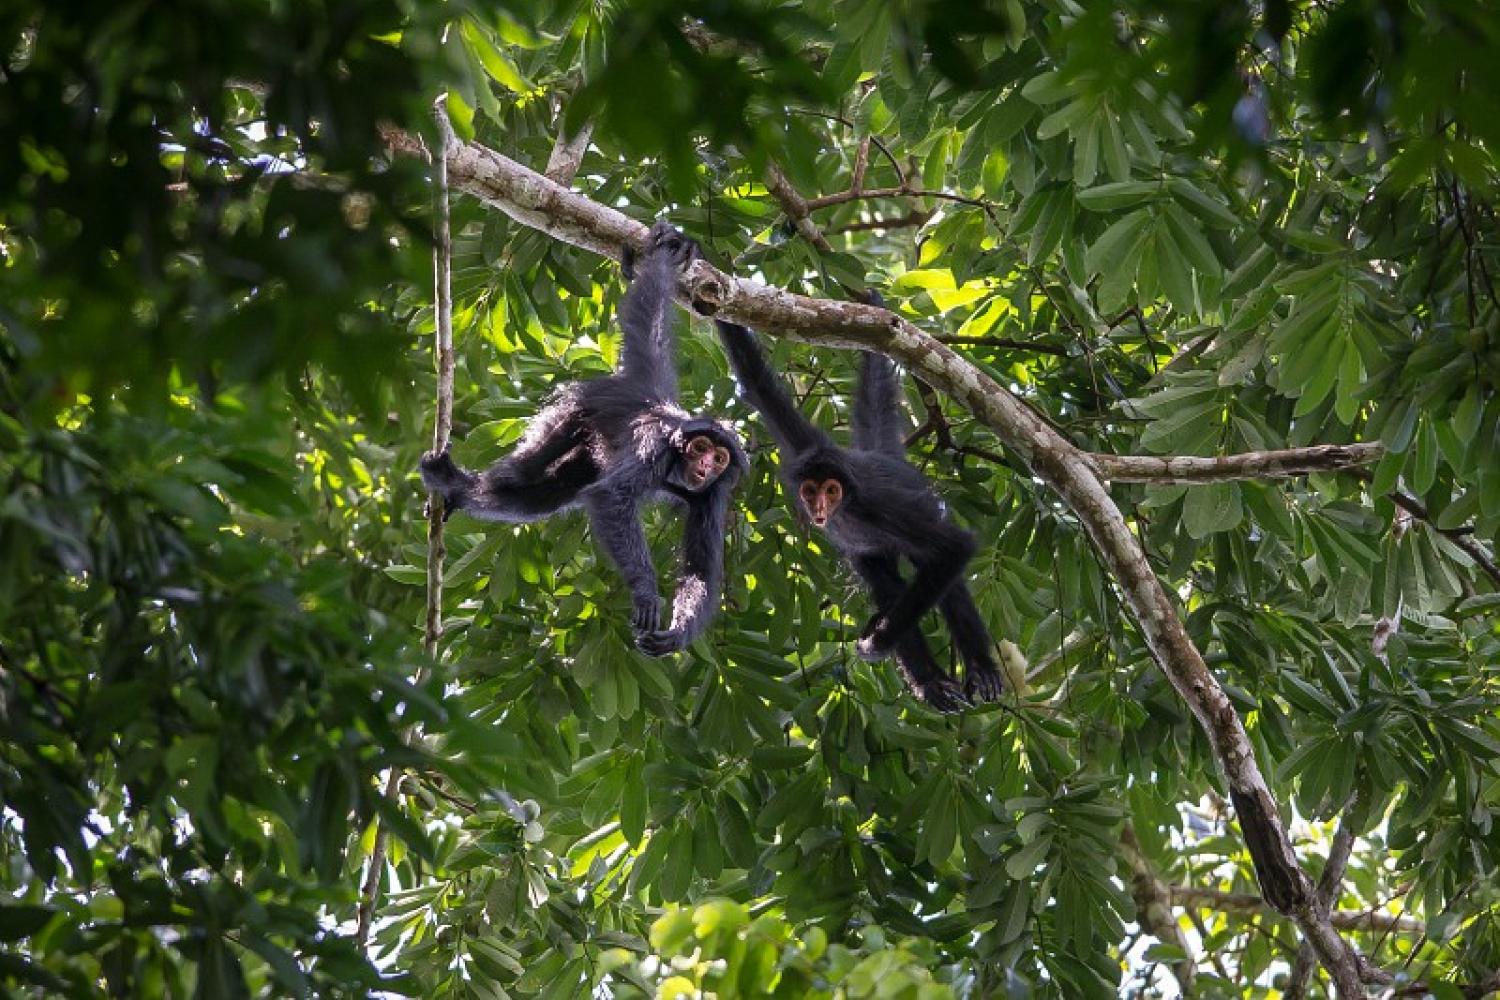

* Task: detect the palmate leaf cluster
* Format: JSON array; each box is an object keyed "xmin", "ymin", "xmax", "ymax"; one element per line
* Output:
[{"xmin": 2, "ymin": 0, "xmax": 1499, "ymax": 998}]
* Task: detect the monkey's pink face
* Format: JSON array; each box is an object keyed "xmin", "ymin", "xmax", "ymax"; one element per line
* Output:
[
  {"xmin": 798, "ymin": 478, "xmax": 843, "ymax": 528},
  {"xmin": 682, "ymin": 434, "xmax": 731, "ymax": 490}
]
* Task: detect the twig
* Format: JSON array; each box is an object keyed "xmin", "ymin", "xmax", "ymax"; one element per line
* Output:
[
  {"xmin": 1166, "ymin": 886, "xmax": 1424, "ymax": 936},
  {"xmin": 936, "ymin": 334, "xmax": 1070, "ymax": 356},
  {"xmin": 1141, "ymin": 329, "xmax": 1219, "ymax": 390},
  {"xmin": 1349, "ymin": 473, "xmax": 1500, "ymax": 587},
  {"xmin": 828, "ymin": 208, "xmax": 932, "ymax": 235},
  {"xmin": 356, "ymin": 98, "xmax": 456, "ymax": 950},
  {"xmin": 850, "ymin": 136, "xmax": 870, "ymax": 193}
]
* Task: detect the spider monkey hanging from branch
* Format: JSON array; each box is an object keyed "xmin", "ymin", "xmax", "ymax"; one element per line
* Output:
[
  {"xmin": 419, "ymin": 222, "xmax": 747, "ymax": 656},
  {"xmin": 712, "ymin": 292, "xmax": 1006, "ymax": 713}
]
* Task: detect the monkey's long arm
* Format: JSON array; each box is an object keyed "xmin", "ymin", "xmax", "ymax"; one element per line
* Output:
[
  {"xmin": 714, "ymin": 320, "xmax": 827, "ymax": 455},
  {"xmin": 637, "ymin": 490, "xmax": 731, "ymax": 655},
  {"xmin": 585, "ymin": 485, "xmax": 662, "ymax": 636},
  {"xmin": 851, "ymin": 351, "xmax": 908, "ymax": 456},
  {"xmin": 617, "ymin": 242, "xmax": 681, "ymax": 400}
]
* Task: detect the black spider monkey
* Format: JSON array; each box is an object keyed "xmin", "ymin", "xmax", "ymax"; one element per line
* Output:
[
  {"xmin": 419, "ymin": 222, "xmax": 748, "ymax": 656},
  {"xmin": 712, "ymin": 297, "xmax": 1005, "ymax": 713}
]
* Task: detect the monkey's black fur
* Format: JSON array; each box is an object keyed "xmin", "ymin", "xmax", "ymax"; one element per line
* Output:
[
  {"xmin": 420, "ymin": 222, "xmax": 747, "ymax": 656},
  {"xmin": 714, "ymin": 300, "xmax": 1004, "ymax": 713}
]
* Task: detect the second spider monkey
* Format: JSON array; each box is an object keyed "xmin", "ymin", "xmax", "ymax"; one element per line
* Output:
[
  {"xmin": 420, "ymin": 222, "xmax": 747, "ymax": 656},
  {"xmin": 714, "ymin": 298, "xmax": 1005, "ymax": 713}
]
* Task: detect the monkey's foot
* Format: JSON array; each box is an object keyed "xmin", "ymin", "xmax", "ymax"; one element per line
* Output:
[
  {"xmin": 912, "ymin": 675, "xmax": 971, "ymax": 715},
  {"xmin": 965, "ymin": 669, "xmax": 1005, "ymax": 704}
]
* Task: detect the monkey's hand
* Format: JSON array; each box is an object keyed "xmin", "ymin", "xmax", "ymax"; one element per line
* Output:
[
  {"xmin": 855, "ymin": 615, "xmax": 896, "ymax": 661},
  {"xmin": 635, "ymin": 627, "xmax": 687, "ymax": 657},
  {"xmin": 419, "ymin": 448, "xmax": 476, "ymax": 518},
  {"xmin": 629, "ymin": 592, "xmax": 664, "ymax": 635},
  {"xmin": 964, "ymin": 668, "xmax": 1005, "ymax": 704},
  {"xmin": 625, "ymin": 220, "xmax": 700, "ymax": 279},
  {"xmin": 914, "ymin": 675, "xmax": 971, "ymax": 715}
]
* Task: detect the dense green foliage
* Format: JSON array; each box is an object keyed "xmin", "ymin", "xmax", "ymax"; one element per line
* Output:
[{"xmin": 3, "ymin": 1, "xmax": 1499, "ymax": 997}]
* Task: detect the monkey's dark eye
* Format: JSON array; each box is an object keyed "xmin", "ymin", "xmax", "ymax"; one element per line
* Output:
[
  {"xmin": 799, "ymin": 481, "xmax": 818, "ymax": 503},
  {"xmin": 687, "ymin": 436, "xmax": 711, "ymax": 456},
  {"xmin": 824, "ymin": 480, "xmax": 843, "ymax": 501},
  {"xmin": 713, "ymin": 447, "xmax": 729, "ymax": 468}
]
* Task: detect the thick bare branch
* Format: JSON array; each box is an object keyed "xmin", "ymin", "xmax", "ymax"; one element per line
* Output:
[
  {"xmin": 1090, "ymin": 443, "xmax": 1384, "ymax": 484},
  {"xmin": 385, "ymin": 127, "xmax": 1366, "ymax": 992},
  {"xmin": 544, "ymin": 120, "xmax": 594, "ymax": 186}
]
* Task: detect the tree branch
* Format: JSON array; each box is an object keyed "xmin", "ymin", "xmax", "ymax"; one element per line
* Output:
[
  {"xmin": 937, "ymin": 334, "xmax": 1070, "ymax": 356},
  {"xmin": 1121, "ymin": 823, "xmax": 1198, "ymax": 994},
  {"xmin": 1089, "ymin": 443, "xmax": 1384, "ymax": 484},
  {"xmin": 764, "ymin": 161, "xmax": 835, "ymax": 254},
  {"xmin": 384, "ymin": 126, "xmax": 1365, "ymax": 991},
  {"xmin": 1382, "ymin": 483, "xmax": 1500, "ymax": 587},
  {"xmin": 1287, "ymin": 800, "xmax": 1362, "ymax": 999},
  {"xmin": 1167, "ymin": 885, "xmax": 1423, "ymax": 936},
  {"xmin": 544, "ymin": 119, "xmax": 594, "ymax": 186},
  {"xmin": 804, "ymin": 183, "xmax": 994, "ymax": 213},
  {"xmin": 828, "ymin": 208, "xmax": 931, "ymax": 235}
]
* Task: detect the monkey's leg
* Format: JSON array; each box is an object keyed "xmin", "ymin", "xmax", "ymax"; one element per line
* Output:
[
  {"xmin": 852, "ymin": 555, "xmax": 969, "ymax": 713},
  {"xmin": 854, "ymin": 524, "xmax": 976, "ymax": 661},
  {"xmin": 938, "ymin": 584, "xmax": 1005, "ymax": 703},
  {"xmin": 467, "ymin": 447, "xmax": 597, "ymax": 522},
  {"xmin": 457, "ymin": 406, "xmax": 600, "ymax": 521}
]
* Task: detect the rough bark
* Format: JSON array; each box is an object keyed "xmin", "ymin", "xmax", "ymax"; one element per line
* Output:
[
  {"xmin": 1089, "ymin": 443, "xmax": 1383, "ymax": 484},
  {"xmin": 383, "ymin": 127, "xmax": 1369, "ymax": 994},
  {"xmin": 544, "ymin": 119, "xmax": 594, "ymax": 185}
]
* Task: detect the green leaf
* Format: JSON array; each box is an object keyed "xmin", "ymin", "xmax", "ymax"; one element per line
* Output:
[
  {"xmin": 716, "ymin": 795, "xmax": 759, "ymax": 868},
  {"xmin": 1077, "ymin": 181, "xmax": 1158, "ymax": 211},
  {"xmin": 1182, "ymin": 482, "xmax": 1242, "ymax": 538},
  {"xmin": 1085, "ymin": 209, "xmax": 1151, "ymax": 277},
  {"xmin": 461, "ymin": 19, "xmax": 530, "ymax": 93},
  {"xmin": 1165, "ymin": 177, "xmax": 1239, "ymax": 228},
  {"xmin": 658, "ymin": 826, "xmax": 695, "ymax": 901}
]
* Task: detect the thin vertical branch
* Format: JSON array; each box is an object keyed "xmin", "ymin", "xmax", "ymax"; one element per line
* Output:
[
  {"xmin": 1286, "ymin": 796, "xmax": 1360, "ymax": 1000},
  {"xmin": 355, "ymin": 97, "xmax": 456, "ymax": 950}
]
